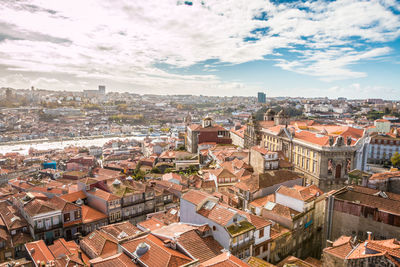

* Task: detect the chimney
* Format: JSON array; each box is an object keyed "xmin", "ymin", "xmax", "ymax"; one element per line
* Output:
[
  {"xmin": 326, "ymin": 240, "xmax": 333, "ymax": 247},
  {"xmin": 367, "ymin": 231, "xmax": 372, "ymax": 241}
]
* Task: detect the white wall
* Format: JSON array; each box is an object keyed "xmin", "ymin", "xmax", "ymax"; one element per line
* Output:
[
  {"xmin": 275, "ymin": 192, "xmax": 304, "ymax": 213},
  {"xmin": 180, "ymin": 199, "xmax": 233, "ymax": 249}
]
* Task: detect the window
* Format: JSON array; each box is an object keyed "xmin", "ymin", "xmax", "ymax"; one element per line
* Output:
[
  {"xmin": 54, "ymin": 229, "xmax": 61, "ymax": 238},
  {"xmin": 11, "ymin": 230, "xmax": 16, "ymax": 235},
  {"xmin": 255, "ymin": 247, "xmax": 260, "ymax": 256},
  {"xmin": 259, "ymin": 228, "xmax": 264, "ymax": 238},
  {"xmin": 53, "ymin": 216, "xmax": 59, "ymax": 225},
  {"xmin": 37, "ymin": 220, "xmax": 43, "ymax": 228},
  {"xmin": 74, "ymin": 209, "xmax": 81, "ymax": 219},
  {"xmin": 239, "ymin": 234, "xmax": 244, "ymax": 242},
  {"xmin": 64, "ymin": 213, "xmax": 70, "ymax": 222}
]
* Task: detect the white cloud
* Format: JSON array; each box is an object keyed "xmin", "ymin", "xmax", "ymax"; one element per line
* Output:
[{"xmin": 0, "ymin": 0, "xmax": 399, "ymax": 92}]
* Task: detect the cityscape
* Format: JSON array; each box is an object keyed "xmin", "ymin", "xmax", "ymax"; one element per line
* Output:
[{"xmin": 1, "ymin": 1, "xmax": 400, "ymax": 267}]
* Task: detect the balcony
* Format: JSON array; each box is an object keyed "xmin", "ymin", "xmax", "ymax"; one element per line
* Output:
[
  {"xmin": 144, "ymin": 207, "xmax": 155, "ymax": 213},
  {"xmin": 123, "ymin": 211, "xmax": 146, "ymax": 220},
  {"xmin": 122, "ymin": 198, "xmax": 145, "ymax": 207},
  {"xmin": 230, "ymin": 238, "xmax": 254, "ymax": 253},
  {"xmin": 34, "ymin": 223, "xmax": 63, "ymax": 233}
]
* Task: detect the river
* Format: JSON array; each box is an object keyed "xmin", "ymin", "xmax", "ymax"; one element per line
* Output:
[{"xmin": 0, "ymin": 136, "xmax": 148, "ymax": 155}]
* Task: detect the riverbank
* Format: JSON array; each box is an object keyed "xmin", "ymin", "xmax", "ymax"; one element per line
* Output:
[{"xmin": 0, "ymin": 134, "xmax": 135, "ymax": 146}]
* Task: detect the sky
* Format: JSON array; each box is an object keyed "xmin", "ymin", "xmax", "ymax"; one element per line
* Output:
[{"xmin": 0, "ymin": 0, "xmax": 400, "ymax": 99}]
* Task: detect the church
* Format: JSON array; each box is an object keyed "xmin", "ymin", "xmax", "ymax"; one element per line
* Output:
[{"xmin": 244, "ymin": 108, "xmax": 369, "ymax": 191}]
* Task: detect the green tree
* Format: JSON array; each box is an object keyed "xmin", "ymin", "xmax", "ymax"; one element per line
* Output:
[
  {"xmin": 164, "ymin": 168, "xmax": 174, "ymax": 173},
  {"xmin": 151, "ymin": 167, "xmax": 161, "ymax": 173},
  {"xmin": 391, "ymin": 152, "xmax": 400, "ymax": 168}
]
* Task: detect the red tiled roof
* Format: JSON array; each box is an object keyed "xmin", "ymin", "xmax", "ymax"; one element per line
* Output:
[
  {"xmin": 177, "ymin": 229, "xmax": 223, "ymax": 263},
  {"xmin": 121, "ymin": 234, "xmax": 193, "ymax": 267},
  {"xmin": 90, "ymin": 252, "xmax": 136, "ymax": 267},
  {"xmin": 182, "ymin": 190, "xmax": 213, "ymax": 205},
  {"xmin": 80, "ymin": 230, "xmax": 118, "ymax": 258},
  {"xmin": 197, "ymin": 204, "xmax": 237, "ymax": 226},
  {"xmin": 25, "ymin": 240, "xmax": 55, "ymax": 265},
  {"xmin": 369, "ymin": 171, "xmax": 400, "ymax": 181},
  {"xmin": 250, "ymin": 194, "xmax": 275, "ymax": 208},
  {"xmin": 87, "ymin": 188, "xmax": 120, "ymax": 201},
  {"xmin": 101, "ymin": 221, "xmax": 142, "ymax": 241},
  {"xmin": 200, "ymin": 251, "xmax": 250, "ymax": 266},
  {"xmin": 60, "ymin": 190, "xmax": 87, "ymax": 202},
  {"xmin": 137, "ymin": 217, "xmax": 166, "ymax": 231},
  {"xmin": 82, "ymin": 205, "xmax": 107, "ymax": 224},
  {"xmin": 251, "ymin": 146, "xmax": 271, "ymax": 155},
  {"xmin": 276, "ymin": 185, "xmax": 323, "ymax": 202}
]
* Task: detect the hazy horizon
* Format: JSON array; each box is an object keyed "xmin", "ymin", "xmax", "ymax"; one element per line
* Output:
[{"xmin": 0, "ymin": 0, "xmax": 399, "ymax": 99}]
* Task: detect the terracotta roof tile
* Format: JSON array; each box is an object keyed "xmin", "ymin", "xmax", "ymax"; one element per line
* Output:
[
  {"xmin": 82, "ymin": 205, "xmax": 107, "ymax": 224},
  {"xmin": 101, "ymin": 221, "xmax": 142, "ymax": 241},
  {"xmin": 87, "ymin": 188, "xmax": 120, "ymax": 201},
  {"xmin": 137, "ymin": 217, "xmax": 166, "ymax": 231},
  {"xmin": 80, "ymin": 230, "xmax": 118, "ymax": 258},
  {"xmin": 250, "ymin": 194, "xmax": 275, "ymax": 208},
  {"xmin": 182, "ymin": 190, "xmax": 214, "ymax": 205},
  {"xmin": 25, "ymin": 240, "xmax": 55, "ymax": 265},
  {"xmin": 276, "ymin": 185, "xmax": 323, "ymax": 202},
  {"xmin": 90, "ymin": 252, "xmax": 137, "ymax": 267},
  {"xmin": 177, "ymin": 229, "xmax": 223, "ymax": 263},
  {"xmin": 60, "ymin": 190, "xmax": 87, "ymax": 202},
  {"xmin": 200, "ymin": 251, "xmax": 250, "ymax": 266},
  {"xmin": 197, "ymin": 204, "xmax": 237, "ymax": 226},
  {"xmin": 121, "ymin": 234, "xmax": 193, "ymax": 267}
]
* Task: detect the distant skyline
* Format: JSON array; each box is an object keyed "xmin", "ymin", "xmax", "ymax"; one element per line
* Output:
[{"xmin": 0, "ymin": 0, "xmax": 400, "ymax": 99}]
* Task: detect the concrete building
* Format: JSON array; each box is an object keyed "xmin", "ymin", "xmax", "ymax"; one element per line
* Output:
[
  {"xmin": 232, "ymin": 170, "xmax": 303, "ymax": 210},
  {"xmin": 323, "ymin": 233, "xmax": 400, "ymax": 267},
  {"xmin": 259, "ymin": 185, "xmax": 325, "ymax": 259},
  {"xmin": 325, "ymin": 185, "xmax": 400, "ymax": 244},
  {"xmin": 257, "ymin": 92, "xmax": 266, "ymax": 104},
  {"xmin": 367, "ymin": 131, "xmax": 400, "ymax": 165},
  {"xmin": 249, "ymin": 146, "xmax": 279, "ymax": 174},
  {"xmin": 186, "ymin": 116, "xmax": 231, "ymax": 153},
  {"xmin": 180, "ymin": 190, "xmax": 256, "ymax": 260},
  {"xmin": 366, "ymin": 171, "xmax": 400, "ymax": 194}
]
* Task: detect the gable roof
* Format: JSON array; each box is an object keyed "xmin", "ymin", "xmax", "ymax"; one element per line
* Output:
[
  {"xmin": 276, "ymin": 185, "xmax": 323, "ymax": 202},
  {"xmin": 80, "ymin": 230, "xmax": 118, "ymax": 259},
  {"xmin": 121, "ymin": 234, "xmax": 193, "ymax": 267},
  {"xmin": 200, "ymin": 251, "xmax": 250, "ymax": 266},
  {"xmin": 81, "ymin": 205, "xmax": 108, "ymax": 224},
  {"xmin": 182, "ymin": 190, "xmax": 214, "ymax": 206},
  {"xmin": 177, "ymin": 229, "xmax": 224, "ymax": 263},
  {"xmin": 234, "ymin": 170, "xmax": 301, "ymax": 193},
  {"xmin": 24, "ymin": 199, "xmax": 60, "ymax": 217},
  {"xmin": 100, "ymin": 221, "xmax": 143, "ymax": 241},
  {"xmin": 25, "ymin": 240, "xmax": 55, "ymax": 266},
  {"xmin": 90, "ymin": 252, "xmax": 136, "ymax": 267},
  {"xmin": 60, "ymin": 190, "xmax": 87, "ymax": 203}
]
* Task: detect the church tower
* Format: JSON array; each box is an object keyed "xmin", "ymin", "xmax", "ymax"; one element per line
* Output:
[
  {"xmin": 274, "ymin": 109, "xmax": 289, "ymax": 126},
  {"xmin": 202, "ymin": 115, "xmax": 213, "ymax": 128},
  {"xmin": 264, "ymin": 109, "xmax": 275, "ymax": 121}
]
